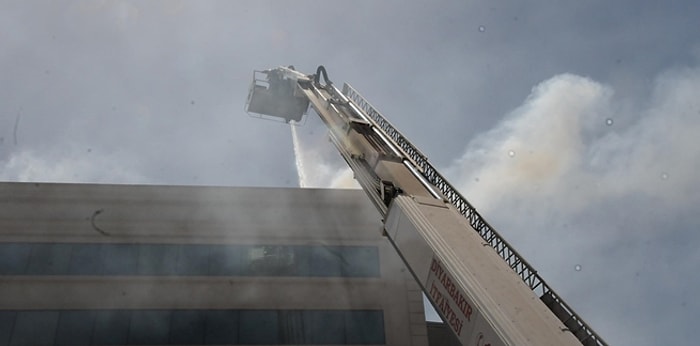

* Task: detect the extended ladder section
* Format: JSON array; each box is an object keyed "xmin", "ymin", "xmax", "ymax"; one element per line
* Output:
[
  {"xmin": 341, "ymin": 84, "xmax": 607, "ymax": 346},
  {"xmin": 246, "ymin": 66, "xmax": 608, "ymax": 346}
]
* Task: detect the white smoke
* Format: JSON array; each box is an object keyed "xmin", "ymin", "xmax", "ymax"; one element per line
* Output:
[
  {"xmin": 0, "ymin": 149, "xmax": 147, "ymax": 184},
  {"xmin": 328, "ymin": 168, "xmax": 358, "ymax": 189},
  {"xmin": 443, "ymin": 66, "xmax": 700, "ymax": 345},
  {"xmin": 447, "ymin": 67, "xmax": 700, "ymax": 224},
  {"xmin": 445, "ymin": 74, "xmax": 611, "ymax": 212}
]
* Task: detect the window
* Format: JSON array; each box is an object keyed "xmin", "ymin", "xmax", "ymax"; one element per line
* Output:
[
  {"xmin": 208, "ymin": 245, "xmax": 246, "ymax": 276},
  {"xmin": 100, "ymin": 244, "xmax": 139, "ymax": 275},
  {"xmin": 0, "ymin": 309, "xmax": 385, "ymax": 345},
  {"xmin": 68, "ymin": 244, "xmax": 102, "ymax": 275},
  {"xmin": 308, "ymin": 246, "xmax": 343, "ymax": 277},
  {"xmin": 169, "ymin": 311, "xmax": 206, "ymax": 345},
  {"xmin": 0, "ymin": 243, "xmax": 380, "ymax": 278},
  {"xmin": 303, "ymin": 310, "xmax": 346, "ymax": 344},
  {"xmin": 0, "ymin": 244, "xmax": 30, "ymax": 275},
  {"xmin": 54, "ymin": 311, "xmax": 96, "ymax": 345},
  {"xmin": 92, "ymin": 310, "xmax": 130, "ymax": 345},
  {"xmin": 0, "ymin": 311, "xmax": 16, "ymax": 346},
  {"xmin": 239, "ymin": 310, "xmax": 280, "ymax": 344},
  {"xmin": 175, "ymin": 245, "xmax": 209, "ymax": 275},
  {"xmin": 26, "ymin": 243, "xmax": 72, "ymax": 275},
  {"xmin": 248, "ymin": 246, "xmax": 296, "ymax": 276},
  {"xmin": 10, "ymin": 311, "xmax": 59, "ymax": 346},
  {"xmin": 203, "ymin": 310, "xmax": 238, "ymax": 344},
  {"xmin": 129, "ymin": 310, "xmax": 171, "ymax": 345},
  {"xmin": 341, "ymin": 246, "xmax": 380, "ymax": 277},
  {"xmin": 136, "ymin": 245, "xmax": 178, "ymax": 275},
  {"xmin": 345, "ymin": 310, "xmax": 386, "ymax": 344}
]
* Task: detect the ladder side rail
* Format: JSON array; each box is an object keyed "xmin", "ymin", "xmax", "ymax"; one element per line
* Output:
[{"xmin": 342, "ymin": 83, "xmax": 608, "ymax": 346}]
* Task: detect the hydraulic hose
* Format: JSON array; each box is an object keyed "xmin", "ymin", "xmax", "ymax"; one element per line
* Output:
[{"xmin": 314, "ymin": 65, "xmax": 331, "ymax": 86}]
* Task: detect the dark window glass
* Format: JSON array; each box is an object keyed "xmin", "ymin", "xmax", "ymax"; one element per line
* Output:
[
  {"xmin": 128, "ymin": 310, "xmax": 170, "ymax": 345},
  {"xmin": 303, "ymin": 310, "xmax": 346, "ymax": 344},
  {"xmin": 100, "ymin": 244, "xmax": 138, "ymax": 275},
  {"xmin": 341, "ymin": 246, "xmax": 380, "ymax": 277},
  {"xmin": 279, "ymin": 310, "xmax": 305, "ymax": 344},
  {"xmin": 248, "ymin": 246, "xmax": 296, "ymax": 276},
  {"xmin": 176, "ymin": 245, "xmax": 210, "ymax": 275},
  {"xmin": 0, "ymin": 311, "xmax": 16, "ymax": 346},
  {"xmin": 0, "ymin": 309, "xmax": 385, "ymax": 345},
  {"xmin": 0, "ymin": 244, "xmax": 30, "ymax": 275},
  {"xmin": 54, "ymin": 310, "xmax": 95, "ymax": 345},
  {"xmin": 291, "ymin": 246, "xmax": 311, "ymax": 276},
  {"xmin": 209, "ymin": 245, "xmax": 246, "ymax": 276},
  {"xmin": 345, "ymin": 310, "xmax": 385, "ymax": 344},
  {"xmin": 0, "ymin": 243, "xmax": 379, "ymax": 278},
  {"xmin": 309, "ymin": 246, "xmax": 342, "ymax": 277},
  {"xmin": 136, "ymin": 245, "xmax": 178, "ymax": 275},
  {"xmin": 169, "ymin": 310, "xmax": 205, "ymax": 345},
  {"xmin": 26, "ymin": 243, "xmax": 72, "ymax": 275},
  {"xmin": 239, "ymin": 310, "xmax": 280, "ymax": 344},
  {"xmin": 93, "ymin": 310, "xmax": 130, "ymax": 345},
  {"xmin": 68, "ymin": 244, "xmax": 102, "ymax": 275},
  {"xmin": 204, "ymin": 310, "xmax": 238, "ymax": 344},
  {"xmin": 10, "ymin": 311, "xmax": 58, "ymax": 346}
]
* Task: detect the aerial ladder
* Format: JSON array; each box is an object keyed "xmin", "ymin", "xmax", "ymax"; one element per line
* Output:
[{"xmin": 245, "ymin": 65, "xmax": 608, "ymax": 346}]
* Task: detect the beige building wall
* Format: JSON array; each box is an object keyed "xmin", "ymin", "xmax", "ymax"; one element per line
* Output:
[{"xmin": 0, "ymin": 182, "xmax": 427, "ymax": 346}]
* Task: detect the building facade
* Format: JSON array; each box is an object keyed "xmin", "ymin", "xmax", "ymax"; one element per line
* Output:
[{"xmin": 0, "ymin": 182, "xmax": 428, "ymax": 345}]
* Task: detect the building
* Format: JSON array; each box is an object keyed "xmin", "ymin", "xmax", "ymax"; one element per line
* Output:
[{"xmin": 0, "ymin": 182, "xmax": 429, "ymax": 345}]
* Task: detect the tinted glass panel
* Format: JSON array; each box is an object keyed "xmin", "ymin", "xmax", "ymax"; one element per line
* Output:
[
  {"xmin": 248, "ymin": 246, "xmax": 295, "ymax": 276},
  {"xmin": 0, "ymin": 243, "xmax": 379, "ymax": 278},
  {"xmin": 209, "ymin": 245, "xmax": 246, "ymax": 276},
  {"xmin": 239, "ymin": 310, "xmax": 280, "ymax": 344},
  {"xmin": 0, "ymin": 311, "xmax": 16, "ymax": 346},
  {"xmin": 204, "ymin": 310, "xmax": 238, "ymax": 344},
  {"xmin": 309, "ymin": 246, "xmax": 343, "ymax": 277},
  {"xmin": 100, "ymin": 244, "xmax": 138, "ymax": 275},
  {"xmin": 68, "ymin": 244, "xmax": 102, "ymax": 275},
  {"xmin": 55, "ymin": 310, "xmax": 95, "ymax": 346},
  {"xmin": 0, "ymin": 244, "xmax": 30, "ymax": 275},
  {"xmin": 342, "ymin": 246, "xmax": 380, "ymax": 277},
  {"xmin": 136, "ymin": 245, "xmax": 178, "ymax": 275},
  {"xmin": 169, "ymin": 310, "xmax": 205, "ymax": 345},
  {"xmin": 26, "ymin": 243, "xmax": 72, "ymax": 275},
  {"xmin": 10, "ymin": 311, "xmax": 58, "ymax": 346},
  {"xmin": 345, "ymin": 310, "xmax": 385, "ymax": 344},
  {"xmin": 303, "ymin": 310, "xmax": 346, "ymax": 344},
  {"xmin": 176, "ymin": 245, "xmax": 210, "ymax": 275},
  {"xmin": 92, "ymin": 310, "xmax": 130, "ymax": 345},
  {"xmin": 0, "ymin": 309, "xmax": 384, "ymax": 345},
  {"xmin": 279, "ymin": 310, "xmax": 305, "ymax": 344},
  {"xmin": 291, "ymin": 246, "xmax": 311, "ymax": 276},
  {"xmin": 128, "ymin": 310, "xmax": 170, "ymax": 345}
]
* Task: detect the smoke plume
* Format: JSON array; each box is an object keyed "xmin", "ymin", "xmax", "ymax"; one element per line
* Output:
[{"xmin": 444, "ymin": 66, "xmax": 700, "ymax": 345}]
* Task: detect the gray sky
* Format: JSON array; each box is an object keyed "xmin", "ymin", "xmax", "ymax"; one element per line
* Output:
[{"xmin": 2, "ymin": 1, "xmax": 699, "ymax": 345}]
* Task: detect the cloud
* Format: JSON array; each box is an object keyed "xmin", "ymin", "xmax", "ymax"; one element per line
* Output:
[{"xmin": 442, "ymin": 65, "xmax": 700, "ymax": 345}]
